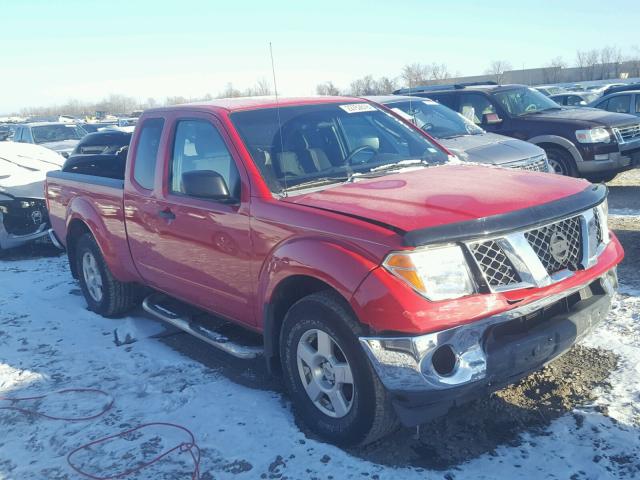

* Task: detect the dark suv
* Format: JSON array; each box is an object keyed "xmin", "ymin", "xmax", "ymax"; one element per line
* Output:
[{"xmin": 395, "ymin": 83, "xmax": 640, "ymax": 182}]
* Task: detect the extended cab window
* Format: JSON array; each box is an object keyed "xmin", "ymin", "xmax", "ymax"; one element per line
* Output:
[
  {"xmin": 458, "ymin": 93, "xmax": 496, "ymax": 124},
  {"xmin": 170, "ymin": 120, "xmax": 240, "ymax": 199},
  {"xmin": 133, "ymin": 118, "xmax": 164, "ymax": 190}
]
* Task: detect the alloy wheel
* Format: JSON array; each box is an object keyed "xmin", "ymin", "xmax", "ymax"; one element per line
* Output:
[{"xmin": 296, "ymin": 329, "xmax": 355, "ymax": 418}]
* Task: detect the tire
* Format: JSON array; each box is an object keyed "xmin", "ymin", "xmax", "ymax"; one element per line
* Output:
[
  {"xmin": 75, "ymin": 233, "xmax": 138, "ymax": 317},
  {"xmin": 280, "ymin": 291, "xmax": 398, "ymax": 446},
  {"xmin": 586, "ymin": 172, "xmax": 618, "ymax": 184},
  {"xmin": 545, "ymin": 147, "xmax": 578, "ymax": 177}
]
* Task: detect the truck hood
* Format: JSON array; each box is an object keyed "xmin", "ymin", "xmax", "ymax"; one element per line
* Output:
[
  {"xmin": 285, "ymin": 165, "xmax": 590, "ymax": 233},
  {"xmin": 520, "ymin": 107, "xmax": 639, "ymax": 128},
  {"xmin": 439, "ymin": 132, "xmax": 543, "ymax": 165}
]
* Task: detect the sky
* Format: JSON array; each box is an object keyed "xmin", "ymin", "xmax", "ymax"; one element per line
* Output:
[{"xmin": 0, "ymin": 0, "xmax": 638, "ymax": 113}]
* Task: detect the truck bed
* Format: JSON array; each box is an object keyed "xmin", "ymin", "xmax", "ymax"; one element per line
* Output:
[{"xmin": 46, "ymin": 170, "xmax": 138, "ymax": 282}]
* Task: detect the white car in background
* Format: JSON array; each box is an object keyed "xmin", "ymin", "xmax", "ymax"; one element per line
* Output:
[
  {"xmin": 0, "ymin": 142, "xmax": 64, "ymax": 253},
  {"xmin": 11, "ymin": 122, "xmax": 87, "ymax": 158}
]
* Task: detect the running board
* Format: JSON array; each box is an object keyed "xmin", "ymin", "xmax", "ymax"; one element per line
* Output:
[{"xmin": 142, "ymin": 293, "xmax": 263, "ymax": 360}]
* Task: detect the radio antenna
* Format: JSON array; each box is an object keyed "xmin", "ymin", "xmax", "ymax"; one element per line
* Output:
[{"xmin": 270, "ymin": 42, "xmax": 287, "ymax": 197}]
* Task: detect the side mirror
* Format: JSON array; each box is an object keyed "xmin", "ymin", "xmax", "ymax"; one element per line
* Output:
[
  {"xmin": 482, "ymin": 113, "xmax": 503, "ymax": 125},
  {"xmin": 182, "ymin": 170, "xmax": 232, "ymax": 201},
  {"xmin": 578, "ymin": 100, "xmax": 587, "ymax": 106}
]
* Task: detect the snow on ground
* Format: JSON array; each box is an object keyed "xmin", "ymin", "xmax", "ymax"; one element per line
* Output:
[{"xmin": 1, "ymin": 254, "xmax": 639, "ymax": 479}]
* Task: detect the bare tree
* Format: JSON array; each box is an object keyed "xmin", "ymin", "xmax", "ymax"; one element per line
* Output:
[
  {"xmin": 429, "ymin": 63, "xmax": 451, "ymax": 81},
  {"xmin": 217, "ymin": 83, "xmax": 243, "ymax": 98},
  {"xmin": 576, "ymin": 49, "xmax": 599, "ymax": 80},
  {"xmin": 542, "ymin": 56, "xmax": 567, "ymax": 84},
  {"xmin": 349, "ymin": 75, "xmax": 378, "ymax": 95},
  {"xmin": 485, "ymin": 60, "xmax": 513, "ymax": 84},
  {"xmin": 316, "ymin": 81, "xmax": 341, "ymax": 96},
  {"xmin": 401, "ymin": 63, "xmax": 430, "ymax": 87},
  {"xmin": 626, "ymin": 45, "xmax": 640, "ymax": 78},
  {"xmin": 249, "ymin": 78, "xmax": 273, "ymax": 96},
  {"xmin": 375, "ymin": 76, "xmax": 398, "ymax": 94},
  {"xmin": 599, "ymin": 46, "xmax": 623, "ymax": 79}
]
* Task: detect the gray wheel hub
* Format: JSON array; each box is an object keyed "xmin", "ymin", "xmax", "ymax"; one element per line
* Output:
[
  {"xmin": 82, "ymin": 251, "xmax": 103, "ymax": 302},
  {"xmin": 296, "ymin": 329, "xmax": 354, "ymax": 418}
]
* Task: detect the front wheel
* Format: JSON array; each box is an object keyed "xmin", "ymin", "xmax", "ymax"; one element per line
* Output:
[
  {"xmin": 280, "ymin": 291, "xmax": 398, "ymax": 446},
  {"xmin": 545, "ymin": 147, "xmax": 577, "ymax": 176},
  {"xmin": 75, "ymin": 233, "xmax": 139, "ymax": 317}
]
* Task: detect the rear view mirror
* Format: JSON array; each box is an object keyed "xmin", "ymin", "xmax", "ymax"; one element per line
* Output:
[
  {"xmin": 182, "ymin": 170, "xmax": 232, "ymax": 201},
  {"xmin": 483, "ymin": 113, "xmax": 502, "ymax": 125}
]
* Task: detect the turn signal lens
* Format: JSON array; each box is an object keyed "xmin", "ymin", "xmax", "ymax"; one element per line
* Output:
[{"xmin": 383, "ymin": 245, "xmax": 475, "ymax": 301}]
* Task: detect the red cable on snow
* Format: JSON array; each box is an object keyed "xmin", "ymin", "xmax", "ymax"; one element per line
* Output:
[
  {"xmin": 0, "ymin": 388, "xmax": 114, "ymax": 421},
  {"xmin": 1, "ymin": 389, "xmax": 201, "ymax": 478},
  {"xmin": 66, "ymin": 422, "xmax": 201, "ymax": 480}
]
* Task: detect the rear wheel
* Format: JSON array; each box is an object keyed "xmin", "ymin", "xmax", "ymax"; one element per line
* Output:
[
  {"xmin": 75, "ymin": 233, "xmax": 139, "ymax": 317},
  {"xmin": 545, "ymin": 147, "xmax": 577, "ymax": 176},
  {"xmin": 280, "ymin": 291, "xmax": 398, "ymax": 446}
]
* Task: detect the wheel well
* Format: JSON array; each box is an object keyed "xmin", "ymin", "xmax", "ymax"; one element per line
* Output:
[
  {"xmin": 537, "ymin": 142, "xmax": 574, "ymax": 161},
  {"xmin": 264, "ymin": 275, "xmax": 345, "ymax": 375},
  {"xmin": 66, "ymin": 220, "xmax": 91, "ymax": 279}
]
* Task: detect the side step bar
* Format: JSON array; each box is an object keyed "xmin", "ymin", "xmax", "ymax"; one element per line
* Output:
[{"xmin": 142, "ymin": 293, "xmax": 263, "ymax": 360}]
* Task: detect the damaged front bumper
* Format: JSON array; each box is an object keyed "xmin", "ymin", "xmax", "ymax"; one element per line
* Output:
[
  {"xmin": 0, "ymin": 197, "xmax": 50, "ymax": 250},
  {"xmin": 359, "ymin": 269, "xmax": 618, "ymax": 426}
]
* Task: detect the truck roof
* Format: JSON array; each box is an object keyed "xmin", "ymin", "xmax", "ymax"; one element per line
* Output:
[{"xmin": 145, "ymin": 96, "xmax": 365, "ymax": 114}]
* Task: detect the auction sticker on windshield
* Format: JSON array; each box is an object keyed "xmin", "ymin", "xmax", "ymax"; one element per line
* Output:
[{"xmin": 339, "ymin": 103, "xmax": 377, "ymax": 113}]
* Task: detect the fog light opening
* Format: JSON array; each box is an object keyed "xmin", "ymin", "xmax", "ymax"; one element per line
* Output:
[{"xmin": 431, "ymin": 345, "xmax": 458, "ymax": 377}]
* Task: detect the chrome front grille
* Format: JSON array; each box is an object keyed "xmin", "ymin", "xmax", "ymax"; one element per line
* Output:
[
  {"xmin": 524, "ymin": 216, "xmax": 582, "ymax": 274},
  {"xmin": 466, "ymin": 206, "xmax": 607, "ymax": 292},
  {"xmin": 507, "ymin": 155, "xmax": 548, "ymax": 172},
  {"xmin": 594, "ymin": 208, "xmax": 603, "ymax": 245},
  {"xmin": 470, "ymin": 241, "xmax": 520, "ymax": 287},
  {"xmin": 614, "ymin": 123, "xmax": 640, "ymax": 143}
]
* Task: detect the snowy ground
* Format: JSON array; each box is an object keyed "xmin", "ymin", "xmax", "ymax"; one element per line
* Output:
[{"xmin": 1, "ymin": 199, "xmax": 640, "ymax": 478}]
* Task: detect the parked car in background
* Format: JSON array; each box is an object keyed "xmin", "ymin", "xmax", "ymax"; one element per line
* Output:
[
  {"xmin": 550, "ymin": 92, "xmax": 598, "ymax": 107},
  {"xmin": 47, "ymin": 97, "xmax": 622, "ymax": 446},
  {"xmin": 585, "ymin": 83, "xmax": 626, "ymax": 95},
  {"xmin": 79, "ymin": 122, "xmax": 117, "ymax": 133},
  {"xmin": 534, "ymin": 85, "xmax": 567, "ymax": 96},
  {"xmin": 0, "ymin": 124, "xmax": 19, "ymax": 141},
  {"xmin": 589, "ymin": 90, "xmax": 640, "ymax": 117},
  {"xmin": 395, "ymin": 83, "xmax": 640, "ymax": 183},
  {"xmin": 117, "ymin": 117, "xmax": 137, "ymax": 127},
  {"xmin": 369, "ymin": 95, "xmax": 550, "ymax": 172},
  {"xmin": 70, "ymin": 130, "xmax": 132, "ymax": 156},
  {"xmin": 0, "ymin": 142, "xmax": 64, "ymax": 253},
  {"xmin": 12, "ymin": 122, "xmax": 87, "ymax": 157}
]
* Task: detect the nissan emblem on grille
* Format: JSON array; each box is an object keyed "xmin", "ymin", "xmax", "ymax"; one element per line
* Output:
[
  {"xmin": 549, "ymin": 231, "xmax": 570, "ymax": 263},
  {"xmin": 31, "ymin": 210, "xmax": 43, "ymax": 226}
]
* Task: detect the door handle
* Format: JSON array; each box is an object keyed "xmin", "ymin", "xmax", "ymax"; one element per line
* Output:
[{"xmin": 158, "ymin": 208, "xmax": 176, "ymax": 220}]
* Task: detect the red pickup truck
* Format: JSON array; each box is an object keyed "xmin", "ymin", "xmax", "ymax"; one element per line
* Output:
[{"xmin": 46, "ymin": 96, "xmax": 623, "ymax": 446}]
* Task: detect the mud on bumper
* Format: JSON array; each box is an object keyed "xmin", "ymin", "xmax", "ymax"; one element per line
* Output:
[{"xmin": 359, "ymin": 269, "xmax": 618, "ymax": 427}]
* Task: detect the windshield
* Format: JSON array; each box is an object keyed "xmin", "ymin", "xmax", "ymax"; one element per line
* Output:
[
  {"xmin": 231, "ymin": 102, "xmax": 449, "ymax": 194},
  {"xmin": 494, "ymin": 87, "xmax": 561, "ymax": 116},
  {"xmin": 32, "ymin": 124, "xmax": 85, "ymax": 143},
  {"xmin": 387, "ymin": 99, "xmax": 484, "ymax": 138}
]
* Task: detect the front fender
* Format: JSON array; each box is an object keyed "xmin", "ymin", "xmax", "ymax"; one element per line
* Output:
[
  {"xmin": 256, "ymin": 238, "xmax": 380, "ymax": 328},
  {"xmin": 528, "ymin": 134, "xmax": 584, "ymax": 164}
]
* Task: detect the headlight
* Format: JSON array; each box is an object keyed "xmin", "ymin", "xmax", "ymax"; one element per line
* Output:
[
  {"xmin": 597, "ymin": 198, "xmax": 610, "ymax": 244},
  {"xmin": 575, "ymin": 127, "xmax": 611, "ymax": 144},
  {"xmin": 383, "ymin": 245, "xmax": 475, "ymax": 301}
]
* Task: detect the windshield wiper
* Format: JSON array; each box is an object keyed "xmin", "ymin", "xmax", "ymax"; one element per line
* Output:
[
  {"xmin": 347, "ymin": 159, "xmax": 430, "ymax": 182},
  {"xmin": 282, "ymin": 176, "xmax": 348, "ymax": 193}
]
